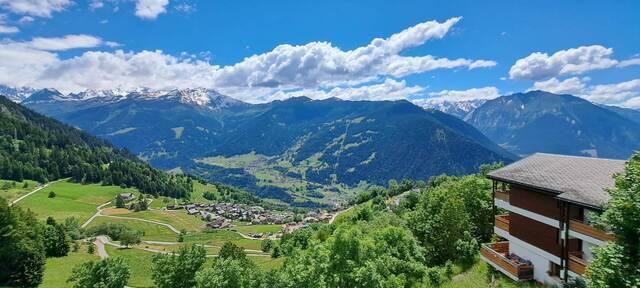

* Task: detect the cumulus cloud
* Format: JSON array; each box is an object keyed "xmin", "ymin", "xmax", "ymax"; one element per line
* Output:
[
  {"xmin": 509, "ymin": 45, "xmax": 619, "ymax": 80},
  {"xmin": 260, "ymin": 79, "xmax": 425, "ymax": 103},
  {"xmin": 529, "ymin": 77, "xmax": 588, "ymax": 95},
  {"xmin": 211, "ymin": 17, "xmax": 494, "ymax": 89},
  {"xmin": 0, "ymin": 0, "xmax": 73, "ymax": 17},
  {"xmin": 425, "ymin": 86, "xmax": 501, "ymax": 102},
  {"xmin": 0, "ymin": 17, "xmax": 495, "ymax": 103},
  {"xmin": 135, "ymin": 0, "xmax": 169, "ymax": 19},
  {"xmin": 0, "ymin": 13, "xmax": 18, "ymax": 33},
  {"xmin": 585, "ymin": 79, "xmax": 640, "ymax": 107}
]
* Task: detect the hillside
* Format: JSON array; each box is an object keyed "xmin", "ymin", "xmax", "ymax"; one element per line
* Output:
[
  {"xmin": 22, "ymin": 89, "xmax": 515, "ymax": 206},
  {"xmin": 465, "ymin": 91, "xmax": 640, "ymax": 158},
  {"xmin": 0, "ymin": 95, "xmax": 192, "ymax": 198}
]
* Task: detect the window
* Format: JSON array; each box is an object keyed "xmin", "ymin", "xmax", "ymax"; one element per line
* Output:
[{"xmin": 548, "ymin": 262, "xmax": 561, "ymax": 277}]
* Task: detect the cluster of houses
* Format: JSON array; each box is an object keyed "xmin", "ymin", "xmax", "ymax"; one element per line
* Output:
[{"xmin": 165, "ymin": 202, "xmax": 337, "ymax": 239}]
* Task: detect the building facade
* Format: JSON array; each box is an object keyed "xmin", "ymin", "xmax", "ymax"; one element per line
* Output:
[{"xmin": 481, "ymin": 153, "xmax": 623, "ymax": 285}]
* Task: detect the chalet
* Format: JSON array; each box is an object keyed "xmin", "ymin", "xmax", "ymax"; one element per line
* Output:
[
  {"xmin": 482, "ymin": 153, "xmax": 623, "ymax": 285},
  {"xmin": 119, "ymin": 192, "xmax": 135, "ymax": 201}
]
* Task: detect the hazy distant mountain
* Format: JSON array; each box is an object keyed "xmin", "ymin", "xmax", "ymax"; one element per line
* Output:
[
  {"xmin": 600, "ymin": 104, "xmax": 640, "ymax": 125},
  {"xmin": 416, "ymin": 99, "xmax": 486, "ymax": 118},
  {"xmin": 465, "ymin": 90, "xmax": 640, "ymax": 158},
  {"xmin": 22, "ymin": 90, "xmax": 514, "ymax": 204}
]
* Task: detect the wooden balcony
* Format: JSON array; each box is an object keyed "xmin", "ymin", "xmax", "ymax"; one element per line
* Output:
[
  {"xmin": 568, "ymin": 252, "xmax": 588, "ymax": 275},
  {"xmin": 480, "ymin": 242, "xmax": 534, "ymax": 281},
  {"xmin": 495, "ymin": 214, "xmax": 510, "ymax": 232},
  {"xmin": 495, "ymin": 190, "xmax": 510, "ymax": 202},
  {"xmin": 570, "ymin": 219, "xmax": 615, "ymax": 242}
]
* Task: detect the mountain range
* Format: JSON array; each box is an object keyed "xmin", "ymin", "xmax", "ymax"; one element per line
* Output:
[
  {"xmin": 4, "ymin": 86, "xmax": 514, "ymax": 206},
  {"xmin": 422, "ymin": 91, "xmax": 640, "ymax": 159}
]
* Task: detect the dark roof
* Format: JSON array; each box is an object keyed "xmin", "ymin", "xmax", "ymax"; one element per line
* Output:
[{"xmin": 487, "ymin": 153, "xmax": 626, "ymax": 208}]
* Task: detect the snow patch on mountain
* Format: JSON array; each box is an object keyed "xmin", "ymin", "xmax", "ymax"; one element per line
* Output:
[{"xmin": 413, "ymin": 98, "xmax": 486, "ymax": 118}]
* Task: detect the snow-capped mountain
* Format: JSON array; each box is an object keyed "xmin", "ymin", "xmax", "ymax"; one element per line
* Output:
[
  {"xmin": 21, "ymin": 88, "xmax": 68, "ymax": 104},
  {"xmin": 0, "ymin": 85, "xmax": 38, "ymax": 103},
  {"xmin": 414, "ymin": 98, "xmax": 486, "ymax": 119},
  {"xmin": 10, "ymin": 86, "xmax": 246, "ymax": 110}
]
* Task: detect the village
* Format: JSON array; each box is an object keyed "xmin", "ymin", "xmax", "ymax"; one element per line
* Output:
[{"xmin": 163, "ymin": 201, "xmax": 337, "ymax": 239}]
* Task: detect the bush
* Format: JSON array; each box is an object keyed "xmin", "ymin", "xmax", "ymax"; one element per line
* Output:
[
  {"xmin": 48, "ymin": 191, "xmax": 56, "ymax": 198},
  {"xmin": 261, "ymin": 239, "xmax": 274, "ymax": 253}
]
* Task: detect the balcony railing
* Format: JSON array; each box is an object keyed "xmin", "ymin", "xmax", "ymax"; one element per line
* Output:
[
  {"xmin": 495, "ymin": 190, "xmax": 510, "ymax": 202},
  {"xmin": 569, "ymin": 219, "xmax": 615, "ymax": 242},
  {"xmin": 480, "ymin": 242, "xmax": 534, "ymax": 281},
  {"xmin": 568, "ymin": 252, "xmax": 588, "ymax": 275},
  {"xmin": 495, "ymin": 214, "xmax": 510, "ymax": 232}
]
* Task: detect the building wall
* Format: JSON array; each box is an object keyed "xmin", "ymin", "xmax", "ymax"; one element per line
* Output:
[
  {"xmin": 509, "ymin": 212, "xmax": 562, "ymax": 257},
  {"xmin": 510, "ymin": 185, "xmax": 561, "ymax": 220}
]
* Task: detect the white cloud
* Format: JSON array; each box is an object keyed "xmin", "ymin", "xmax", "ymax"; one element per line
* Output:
[
  {"xmin": 424, "ymin": 86, "xmax": 501, "ymax": 102},
  {"xmin": 262, "ymin": 79, "xmax": 425, "ymax": 103},
  {"xmin": 0, "ymin": 0, "xmax": 73, "ymax": 17},
  {"xmin": 0, "ymin": 24, "xmax": 18, "ymax": 33},
  {"xmin": 529, "ymin": 77, "xmax": 588, "ymax": 95},
  {"xmin": 585, "ymin": 79, "xmax": 640, "ymax": 107},
  {"xmin": 0, "ymin": 18, "xmax": 495, "ymax": 103},
  {"xmin": 509, "ymin": 45, "xmax": 619, "ymax": 80},
  {"xmin": 18, "ymin": 15, "xmax": 34, "ymax": 24},
  {"xmin": 617, "ymin": 57, "xmax": 640, "ymax": 68},
  {"xmin": 211, "ymin": 17, "xmax": 494, "ymax": 89},
  {"xmin": 135, "ymin": 0, "xmax": 169, "ymax": 19},
  {"xmin": 27, "ymin": 34, "xmax": 104, "ymax": 51}
]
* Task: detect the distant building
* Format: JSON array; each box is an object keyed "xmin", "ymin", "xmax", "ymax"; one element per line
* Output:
[
  {"xmin": 481, "ymin": 153, "xmax": 622, "ymax": 285},
  {"xmin": 119, "ymin": 192, "xmax": 135, "ymax": 201}
]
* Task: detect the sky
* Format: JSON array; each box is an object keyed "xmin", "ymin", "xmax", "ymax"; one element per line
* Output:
[{"xmin": 0, "ymin": 0, "xmax": 639, "ymax": 107}]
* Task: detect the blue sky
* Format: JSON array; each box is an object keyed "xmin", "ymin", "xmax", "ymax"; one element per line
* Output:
[{"xmin": 0, "ymin": 0, "xmax": 639, "ymax": 107}]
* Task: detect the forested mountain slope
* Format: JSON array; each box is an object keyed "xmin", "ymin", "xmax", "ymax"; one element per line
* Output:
[{"xmin": 0, "ymin": 95, "xmax": 192, "ymax": 198}]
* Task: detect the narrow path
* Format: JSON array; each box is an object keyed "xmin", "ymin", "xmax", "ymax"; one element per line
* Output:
[
  {"xmin": 82, "ymin": 201, "xmax": 113, "ymax": 228},
  {"xmin": 94, "ymin": 236, "xmax": 110, "ymax": 260},
  {"xmin": 329, "ymin": 207, "xmax": 352, "ymax": 224},
  {"xmin": 10, "ymin": 178, "xmax": 69, "ymax": 206}
]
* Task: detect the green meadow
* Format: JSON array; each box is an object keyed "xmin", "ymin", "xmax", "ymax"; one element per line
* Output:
[{"xmin": 17, "ymin": 180, "xmax": 139, "ymax": 222}]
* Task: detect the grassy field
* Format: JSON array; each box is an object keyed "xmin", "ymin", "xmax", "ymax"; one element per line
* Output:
[
  {"xmin": 105, "ymin": 246, "xmax": 156, "ymax": 288},
  {"xmin": 113, "ymin": 209, "xmax": 206, "ymax": 232},
  {"xmin": 184, "ymin": 229, "xmax": 263, "ymax": 250},
  {"xmin": 232, "ymin": 221, "xmax": 282, "ymax": 235},
  {"xmin": 190, "ymin": 181, "xmax": 219, "ymax": 203},
  {"xmin": 17, "ymin": 180, "xmax": 139, "ymax": 222},
  {"xmin": 40, "ymin": 243, "xmax": 100, "ymax": 288},
  {"xmin": 0, "ymin": 179, "xmax": 39, "ymax": 202},
  {"xmin": 252, "ymin": 255, "xmax": 285, "ymax": 270},
  {"xmin": 442, "ymin": 262, "xmax": 541, "ymax": 288},
  {"xmin": 87, "ymin": 216, "xmax": 178, "ymax": 242}
]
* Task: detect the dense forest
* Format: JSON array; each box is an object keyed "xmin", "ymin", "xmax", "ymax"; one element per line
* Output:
[{"xmin": 0, "ymin": 95, "xmax": 192, "ymax": 198}]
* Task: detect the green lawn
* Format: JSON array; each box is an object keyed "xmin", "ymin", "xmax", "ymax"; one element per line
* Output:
[
  {"xmin": 443, "ymin": 262, "xmax": 541, "ymax": 288},
  {"xmin": 17, "ymin": 180, "xmax": 139, "ymax": 222},
  {"xmin": 190, "ymin": 181, "xmax": 219, "ymax": 203},
  {"xmin": 252, "ymin": 255, "xmax": 285, "ymax": 270},
  {"xmin": 0, "ymin": 179, "xmax": 39, "ymax": 202},
  {"xmin": 116, "ymin": 209, "xmax": 205, "ymax": 232},
  {"xmin": 232, "ymin": 221, "xmax": 282, "ymax": 235},
  {"xmin": 40, "ymin": 243, "xmax": 100, "ymax": 288},
  {"xmin": 87, "ymin": 216, "xmax": 178, "ymax": 242},
  {"xmin": 184, "ymin": 230, "xmax": 263, "ymax": 250},
  {"xmin": 105, "ymin": 246, "xmax": 156, "ymax": 288}
]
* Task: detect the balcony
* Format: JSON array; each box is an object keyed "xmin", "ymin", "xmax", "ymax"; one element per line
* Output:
[
  {"xmin": 569, "ymin": 219, "xmax": 615, "ymax": 242},
  {"xmin": 495, "ymin": 214, "xmax": 510, "ymax": 232},
  {"xmin": 495, "ymin": 189, "xmax": 510, "ymax": 202},
  {"xmin": 568, "ymin": 252, "xmax": 588, "ymax": 275},
  {"xmin": 480, "ymin": 242, "xmax": 534, "ymax": 281}
]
